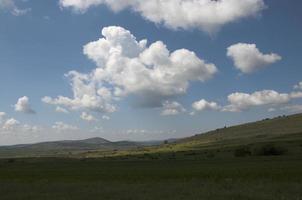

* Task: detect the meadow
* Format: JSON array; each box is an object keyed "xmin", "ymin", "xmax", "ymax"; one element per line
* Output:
[{"xmin": 0, "ymin": 156, "xmax": 302, "ymax": 200}]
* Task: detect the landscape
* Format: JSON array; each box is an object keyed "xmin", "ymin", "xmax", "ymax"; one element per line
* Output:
[
  {"xmin": 1, "ymin": 0, "xmax": 302, "ymax": 199},
  {"xmin": 0, "ymin": 113, "xmax": 302, "ymax": 199}
]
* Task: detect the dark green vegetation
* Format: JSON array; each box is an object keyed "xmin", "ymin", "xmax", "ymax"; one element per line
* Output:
[
  {"xmin": 1, "ymin": 113, "xmax": 302, "ymax": 199},
  {"xmin": 0, "ymin": 157, "xmax": 302, "ymax": 200}
]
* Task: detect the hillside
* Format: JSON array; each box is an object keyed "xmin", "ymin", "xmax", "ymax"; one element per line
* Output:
[
  {"xmin": 79, "ymin": 113, "xmax": 302, "ymax": 158},
  {"xmin": 177, "ymin": 113, "xmax": 302, "ymax": 148}
]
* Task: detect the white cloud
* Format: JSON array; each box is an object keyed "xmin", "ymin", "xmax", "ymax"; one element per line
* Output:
[
  {"xmin": 43, "ymin": 26, "xmax": 217, "ymax": 112},
  {"xmin": 192, "ymin": 99, "xmax": 221, "ymax": 113},
  {"xmin": 268, "ymin": 108, "xmax": 276, "ymax": 112},
  {"xmin": 223, "ymin": 90, "xmax": 290, "ymax": 112},
  {"xmin": 102, "ymin": 115, "xmax": 110, "ymax": 120},
  {"xmin": 22, "ymin": 124, "xmax": 40, "ymax": 133},
  {"xmin": 218, "ymin": 87, "xmax": 302, "ymax": 112},
  {"xmin": 161, "ymin": 101, "xmax": 186, "ymax": 116},
  {"xmin": 290, "ymin": 91, "xmax": 302, "ymax": 99},
  {"xmin": 189, "ymin": 88, "xmax": 302, "ymax": 113},
  {"xmin": 55, "ymin": 106, "xmax": 69, "ymax": 114},
  {"xmin": 294, "ymin": 82, "xmax": 302, "ymax": 90},
  {"xmin": 0, "ymin": 113, "xmax": 40, "ymax": 134},
  {"xmin": 2, "ymin": 118, "xmax": 20, "ymax": 130},
  {"xmin": 227, "ymin": 43, "xmax": 281, "ymax": 73},
  {"xmin": 42, "ymin": 71, "xmax": 116, "ymax": 113},
  {"xmin": 90, "ymin": 126, "xmax": 104, "ymax": 133},
  {"xmin": 80, "ymin": 112, "xmax": 97, "ymax": 121},
  {"xmin": 14, "ymin": 96, "xmax": 36, "ymax": 114},
  {"xmin": 0, "ymin": 0, "xmax": 30, "ymax": 16},
  {"xmin": 281, "ymin": 105, "xmax": 302, "ymax": 113},
  {"xmin": 59, "ymin": 0, "xmax": 266, "ymax": 33},
  {"xmin": 87, "ymin": 26, "xmax": 217, "ymax": 104},
  {"xmin": 52, "ymin": 122, "xmax": 78, "ymax": 131},
  {"xmin": 0, "ymin": 112, "xmax": 6, "ymax": 122}
]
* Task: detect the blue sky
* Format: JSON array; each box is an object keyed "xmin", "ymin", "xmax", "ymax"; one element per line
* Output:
[{"xmin": 0, "ymin": 0, "xmax": 301, "ymax": 145}]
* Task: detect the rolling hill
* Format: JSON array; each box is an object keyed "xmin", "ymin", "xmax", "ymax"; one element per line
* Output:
[{"xmin": 0, "ymin": 137, "xmax": 143, "ymax": 158}]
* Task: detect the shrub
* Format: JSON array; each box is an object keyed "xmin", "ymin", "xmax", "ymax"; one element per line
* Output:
[
  {"xmin": 7, "ymin": 158, "xmax": 15, "ymax": 163},
  {"xmin": 206, "ymin": 152, "xmax": 215, "ymax": 158},
  {"xmin": 234, "ymin": 146, "xmax": 251, "ymax": 157},
  {"xmin": 185, "ymin": 151, "xmax": 197, "ymax": 156},
  {"xmin": 254, "ymin": 144, "xmax": 287, "ymax": 156}
]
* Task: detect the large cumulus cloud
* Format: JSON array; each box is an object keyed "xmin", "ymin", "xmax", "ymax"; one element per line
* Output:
[
  {"xmin": 59, "ymin": 0, "xmax": 266, "ymax": 33},
  {"xmin": 43, "ymin": 26, "xmax": 218, "ymax": 113}
]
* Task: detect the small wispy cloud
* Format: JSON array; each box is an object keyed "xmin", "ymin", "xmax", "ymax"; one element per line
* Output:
[{"xmin": 0, "ymin": 0, "xmax": 30, "ymax": 16}]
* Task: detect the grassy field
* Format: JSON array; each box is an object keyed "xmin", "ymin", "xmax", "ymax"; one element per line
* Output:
[
  {"xmin": 0, "ymin": 156, "xmax": 302, "ymax": 200},
  {"xmin": 0, "ymin": 114, "xmax": 302, "ymax": 199}
]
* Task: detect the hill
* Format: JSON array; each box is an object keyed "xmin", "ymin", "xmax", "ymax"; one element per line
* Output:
[
  {"xmin": 79, "ymin": 113, "xmax": 302, "ymax": 158},
  {"xmin": 0, "ymin": 137, "xmax": 142, "ymax": 158},
  {"xmin": 177, "ymin": 113, "xmax": 302, "ymax": 148}
]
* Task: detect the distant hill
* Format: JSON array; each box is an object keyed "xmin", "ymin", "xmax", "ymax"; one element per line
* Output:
[{"xmin": 0, "ymin": 137, "xmax": 143, "ymax": 158}]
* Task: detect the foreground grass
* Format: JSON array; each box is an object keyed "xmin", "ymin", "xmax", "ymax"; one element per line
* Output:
[{"xmin": 0, "ymin": 156, "xmax": 302, "ymax": 200}]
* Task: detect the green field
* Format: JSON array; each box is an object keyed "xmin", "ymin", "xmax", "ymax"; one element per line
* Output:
[
  {"xmin": 0, "ymin": 157, "xmax": 302, "ymax": 200},
  {"xmin": 0, "ymin": 114, "xmax": 302, "ymax": 199}
]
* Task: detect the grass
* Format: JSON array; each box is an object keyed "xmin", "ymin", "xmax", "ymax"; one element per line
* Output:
[{"xmin": 0, "ymin": 156, "xmax": 302, "ymax": 200}]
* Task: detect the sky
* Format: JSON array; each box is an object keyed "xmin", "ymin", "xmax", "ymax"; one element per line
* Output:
[{"xmin": 0, "ymin": 0, "xmax": 302, "ymax": 145}]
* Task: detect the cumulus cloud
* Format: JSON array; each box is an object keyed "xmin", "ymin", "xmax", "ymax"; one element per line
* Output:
[
  {"xmin": 0, "ymin": 112, "xmax": 6, "ymax": 121},
  {"xmin": 192, "ymin": 99, "xmax": 221, "ymax": 113},
  {"xmin": 42, "ymin": 71, "xmax": 116, "ymax": 113},
  {"xmin": 281, "ymin": 105, "xmax": 302, "ymax": 113},
  {"xmin": 59, "ymin": 0, "xmax": 266, "ymax": 33},
  {"xmin": 223, "ymin": 90, "xmax": 291, "ymax": 112},
  {"xmin": 14, "ymin": 96, "xmax": 36, "ymax": 114},
  {"xmin": 0, "ymin": 113, "xmax": 40, "ymax": 134},
  {"xmin": 290, "ymin": 91, "xmax": 302, "ymax": 99},
  {"xmin": 55, "ymin": 106, "xmax": 69, "ymax": 114},
  {"xmin": 102, "ymin": 115, "xmax": 110, "ymax": 120},
  {"xmin": 22, "ymin": 124, "xmax": 40, "ymax": 133},
  {"xmin": 161, "ymin": 101, "xmax": 186, "ymax": 116},
  {"xmin": 52, "ymin": 122, "xmax": 78, "ymax": 131},
  {"xmin": 43, "ymin": 26, "xmax": 217, "ymax": 113},
  {"xmin": 80, "ymin": 112, "xmax": 97, "ymax": 121},
  {"xmin": 90, "ymin": 126, "xmax": 104, "ymax": 133},
  {"xmin": 227, "ymin": 43, "xmax": 281, "ymax": 73},
  {"xmin": 0, "ymin": 0, "xmax": 30, "ymax": 16},
  {"xmin": 189, "ymin": 88, "xmax": 302, "ymax": 113},
  {"xmin": 294, "ymin": 82, "xmax": 302, "ymax": 90},
  {"xmin": 2, "ymin": 118, "xmax": 20, "ymax": 130}
]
